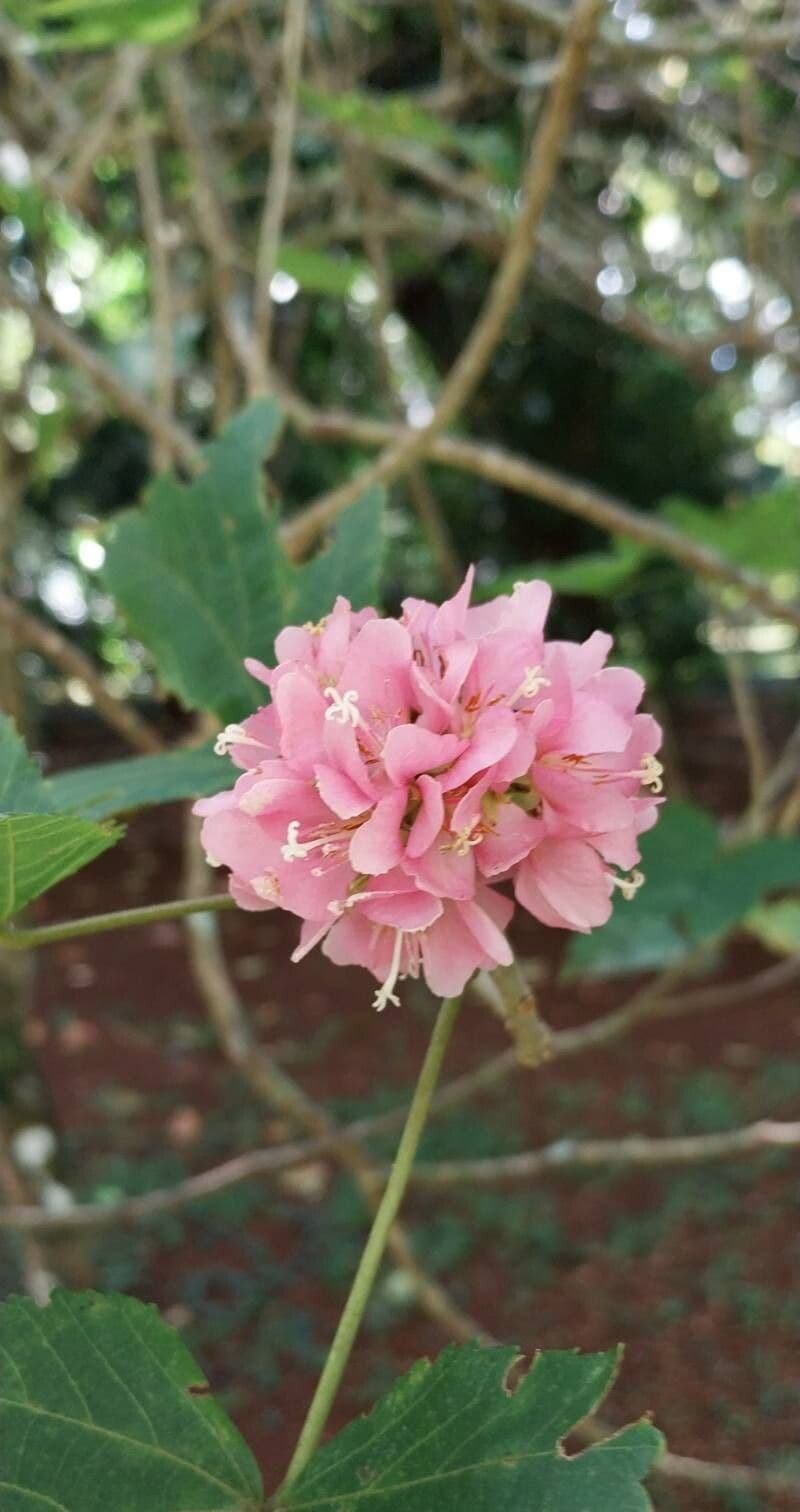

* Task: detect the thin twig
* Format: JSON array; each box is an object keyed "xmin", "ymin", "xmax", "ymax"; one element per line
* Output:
[
  {"xmin": 0, "ymin": 1114, "xmax": 54, "ymax": 1304},
  {"xmin": 252, "ymin": 0, "xmax": 308, "ymax": 382},
  {"xmin": 407, "ymin": 1118, "xmax": 800, "ymax": 1188},
  {"xmin": 131, "ymin": 105, "xmax": 176, "ymax": 471},
  {"xmin": 289, "ymin": 0, "xmax": 602, "ymax": 547},
  {"xmin": 3, "ymin": 954, "xmax": 798, "ymax": 1235},
  {"xmin": 284, "ymin": 404, "xmax": 800, "ymax": 632},
  {"xmin": 0, "ymin": 275, "xmax": 201, "ymax": 473},
  {"xmin": 0, "ymin": 592, "xmax": 164, "ymax": 755},
  {"xmin": 160, "ymin": 58, "xmax": 260, "ymax": 391},
  {"xmin": 60, "ymin": 45, "xmax": 150, "ymax": 206}
]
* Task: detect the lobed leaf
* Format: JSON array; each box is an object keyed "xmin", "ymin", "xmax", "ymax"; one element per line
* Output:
[
  {"xmin": 0, "ymin": 813, "xmax": 120, "ymax": 922},
  {"xmin": 103, "ymin": 402, "xmax": 386, "ymax": 725},
  {"xmin": 0, "ymin": 717, "xmax": 53, "ymax": 815},
  {"xmin": 0, "ymin": 1289, "xmax": 263, "ymax": 1510},
  {"xmin": 279, "ymin": 1341, "xmax": 662, "ymax": 1511}
]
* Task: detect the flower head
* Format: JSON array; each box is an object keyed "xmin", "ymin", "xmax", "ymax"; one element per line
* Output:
[{"xmin": 196, "ymin": 571, "xmax": 662, "ymax": 1006}]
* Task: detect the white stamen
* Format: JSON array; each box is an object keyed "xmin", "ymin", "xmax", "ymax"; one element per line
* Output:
[
  {"xmin": 613, "ymin": 867, "xmax": 645, "ymax": 901},
  {"xmin": 324, "ymin": 687, "xmax": 360, "ymax": 727},
  {"xmin": 515, "ymin": 665, "xmax": 551, "ymax": 701},
  {"xmin": 639, "ymin": 754, "xmax": 664, "ymax": 794},
  {"xmin": 204, "ymin": 852, "xmax": 221, "ymax": 868},
  {"xmin": 372, "ymin": 929, "xmax": 405, "ymax": 1012},
  {"xmin": 281, "ymin": 819, "xmax": 311, "ymax": 862},
  {"xmin": 448, "ymin": 825, "xmax": 483, "ymax": 857},
  {"xmin": 214, "ymin": 723, "xmax": 265, "ymax": 757},
  {"xmin": 252, "ymin": 871, "xmax": 281, "ymax": 902}
]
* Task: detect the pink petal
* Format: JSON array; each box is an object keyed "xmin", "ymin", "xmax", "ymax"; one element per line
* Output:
[
  {"xmin": 440, "ymin": 707, "xmax": 518, "ymax": 790},
  {"xmin": 430, "ymin": 565, "xmax": 474, "ymax": 643},
  {"xmin": 406, "ymin": 774, "xmax": 444, "ymax": 859},
  {"xmin": 314, "ymin": 764, "xmax": 372, "ymax": 819},
  {"xmin": 361, "ymin": 888, "xmax": 443, "ymax": 930},
  {"xmin": 382, "ymin": 726, "xmax": 465, "ymax": 786},
  {"xmin": 457, "ymin": 898, "xmax": 513, "ymax": 967},
  {"xmin": 420, "ymin": 910, "xmax": 483, "ymax": 997},
  {"xmin": 477, "ymin": 804, "xmax": 542, "ymax": 877},
  {"xmin": 274, "ymin": 670, "xmax": 326, "ymax": 776},
  {"xmin": 516, "ymin": 839, "xmax": 613, "ymax": 931},
  {"xmin": 348, "ymin": 790, "xmax": 407, "ymax": 875},
  {"xmin": 407, "ymin": 839, "xmax": 476, "ymax": 900}
]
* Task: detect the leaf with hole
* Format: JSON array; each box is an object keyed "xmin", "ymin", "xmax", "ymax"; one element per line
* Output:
[
  {"xmin": 279, "ymin": 1341, "xmax": 661, "ymax": 1510},
  {"xmin": 0, "ymin": 1289, "xmax": 262, "ymax": 1510}
]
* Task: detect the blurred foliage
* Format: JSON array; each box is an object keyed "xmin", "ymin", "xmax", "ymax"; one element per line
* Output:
[{"xmin": 2, "ymin": 0, "xmax": 800, "ymax": 720}]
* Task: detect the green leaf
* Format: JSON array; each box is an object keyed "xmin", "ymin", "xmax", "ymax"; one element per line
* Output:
[
  {"xmin": 662, "ymin": 484, "xmax": 800, "ymax": 579},
  {"xmin": 13, "ymin": 0, "xmax": 199, "ymax": 49},
  {"xmin": 103, "ymin": 403, "xmax": 386, "ymax": 725},
  {"xmin": 489, "ymin": 540, "xmax": 650, "ymax": 600},
  {"xmin": 280, "ymin": 1342, "xmax": 661, "ymax": 1510},
  {"xmin": 0, "ymin": 1289, "xmax": 262, "ymax": 1510},
  {"xmin": 0, "ymin": 814, "xmax": 120, "ymax": 921},
  {"xmin": 277, "ymin": 244, "xmax": 373, "ymax": 299},
  {"xmin": 746, "ymin": 899, "xmax": 800, "ymax": 956},
  {"xmin": 287, "ymin": 487, "xmax": 386, "ymax": 621},
  {"xmin": 103, "ymin": 401, "xmax": 286, "ymax": 725},
  {"xmin": 48, "ymin": 745, "xmax": 224, "ymax": 821},
  {"xmin": 0, "ymin": 717, "xmax": 52, "ymax": 814},
  {"xmin": 565, "ymin": 803, "xmax": 800, "ymax": 978},
  {"xmin": 300, "ymin": 85, "xmax": 516, "ymax": 184}
]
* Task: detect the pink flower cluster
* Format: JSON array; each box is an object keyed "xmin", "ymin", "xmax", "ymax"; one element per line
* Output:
[{"xmin": 196, "ymin": 569, "xmax": 662, "ymax": 1008}]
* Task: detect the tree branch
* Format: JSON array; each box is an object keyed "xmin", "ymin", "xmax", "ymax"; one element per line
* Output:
[
  {"xmin": 285, "ymin": 405, "xmax": 800, "ymax": 632},
  {"xmin": 0, "ymin": 275, "xmax": 201, "ymax": 474},
  {"xmin": 288, "ymin": 0, "xmax": 602, "ymax": 548},
  {"xmin": 252, "ymin": 0, "xmax": 308, "ymax": 379},
  {"xmin": 407, "ymin": 1118, "xmax": 800, "ymax": 1188},
  {"xmin": 0, "ymin": 592, "xmax": 164, "ymax": 755}
]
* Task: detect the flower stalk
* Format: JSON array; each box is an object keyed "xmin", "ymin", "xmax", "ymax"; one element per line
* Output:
[{"xmin": 276, "ymin": 993, "xmax": 463, "ymax": 1498}]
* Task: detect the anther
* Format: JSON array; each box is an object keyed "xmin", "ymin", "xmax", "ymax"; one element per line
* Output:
[
  {"xmin": 281, "ymin": 820, "xmax": 310, "ymax": 862},
  {"xmin": 324, "ymin": 687, "xmax": 361, "ymax": 727},
  {"xmin": 639, "ymin": 754, "xmax": 664, "ymax": 794}
]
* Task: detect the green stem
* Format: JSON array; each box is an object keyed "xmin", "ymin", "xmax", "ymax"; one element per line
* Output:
[
  {"xmin": 0, "ymin": 893, "xmax": 236, "ymax": 950},
  {"xmin": 277, "ymin": 993, "xmax": 462, "ymax": 1499}
]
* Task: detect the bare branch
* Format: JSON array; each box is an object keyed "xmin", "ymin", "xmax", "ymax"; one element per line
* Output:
[
  {"xmin": 159, "ymin": 58, "xmax": 260, "ymax": 391},
  {"xmin": 182, "ymin": 818, "xmax": 486, "ymax": 1345},
  {"xmin": 289, "ymin": 0, "xmax": 602, "ymax": 546},
  {"xmin": 285, "ymin": 405, "xmax": 800, "ymax": 632},
  {"xmin": 408, "ymin": 1118, "xmax": 800, "ymax": 1188},
  {"xmin": 252, "ymin": 0, "xmax": 308, "ymax": 379},
  {"xmin": 60, "ymin": 45, "xmax": 150, "ymax": 207},
  {"xmin": 3, "ymin": 954, "xmax": 798, "ymax": 1236},
  {"xmin": 0, "ymin": 592, "xmax": 164, "ymax": 755},
  {"xmin": 131, "ymin": 105, "xmax": 176, "ymax": 470},
  {"xmin": 0, "ymin": 274, "xmax": 201, "ymax": 473}
]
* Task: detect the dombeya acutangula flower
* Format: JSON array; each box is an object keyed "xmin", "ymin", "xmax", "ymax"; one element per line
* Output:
[{"xmin": 196, "ymin": 568, "xmax": 662, "ymax": 1008}]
